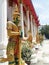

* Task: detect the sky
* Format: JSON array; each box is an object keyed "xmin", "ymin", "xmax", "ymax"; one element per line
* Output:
[{"xmin": 32, "ymin": 0, "xmax": 49, "ymax": 25}]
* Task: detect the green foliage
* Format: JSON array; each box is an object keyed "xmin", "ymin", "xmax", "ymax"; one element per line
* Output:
[
  {"xmin": 21, "ymin": 41, "xmax": 32, "ymax": 61},
  {"xmin": 40, "ymin": 25, "xmax": 49, "ymax": 39}
]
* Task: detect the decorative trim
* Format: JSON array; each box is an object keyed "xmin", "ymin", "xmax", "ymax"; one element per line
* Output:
[{"xmin": 8, "ymin": 0, "xmax": 13, "ymax": 6}]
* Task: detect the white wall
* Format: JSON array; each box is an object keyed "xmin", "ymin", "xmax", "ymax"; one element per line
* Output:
[
  {"xmin": 0, "ymin": 0, "xmax": 8, "ymax": 46},
  {"xmin": 0, "ymin": 0, "xmax": 8, "ymax": 60}
]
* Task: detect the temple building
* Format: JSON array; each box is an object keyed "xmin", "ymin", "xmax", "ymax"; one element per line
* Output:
[
  {"xmin": 0, "ymin": 0, "xmax": 40, "ymax": 65},
  {"xmin": 7, "ymin": 0, "xmax": 40, "ymax": 41},
  {"xmin": 0, "ymin": 0, "xmax": 40, "ymax": 44}
]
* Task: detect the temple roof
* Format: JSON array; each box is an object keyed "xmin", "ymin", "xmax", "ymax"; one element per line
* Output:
[{"xmin": 13, "ymin": 0, "xmax": 40, "ymax": 26}]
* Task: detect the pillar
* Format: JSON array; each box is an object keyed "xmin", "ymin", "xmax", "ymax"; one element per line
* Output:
[
  {"xmin": 0, "ymin": 0, "xmax": 8, "ymax": 58},
  {"xmin": 32, "ymin": 19, "xmax": 36, "ymax": 42},
  {"xmin": 35, "ymin": 25, "xmax": 38, "ymax": 35},
  {"xmin": 32, "ymin": 19, "xmax": 34, "ymax": 37},
  {"xmin": 30, "ymin": 15, "xmax": 33, "ymax": 41},
  {"xmin": 18, "ymin": 3, "xmax": 24, "ymax": 65},
  {"xmin": 20, "ymin": 3, "xmax": 24, "ymax": 38},
  {"xmin": 27, "ymin": 10, "xmax": 30, "ymax": 31}
]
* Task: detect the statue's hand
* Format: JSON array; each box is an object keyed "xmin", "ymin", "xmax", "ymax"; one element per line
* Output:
[
  {"xmin": 0, "ymin": 58, "xmax": 3, "ymax": 62},
  {"xmin": 0, "ymin": 58, "xmax": 8, "ymax": 62}
]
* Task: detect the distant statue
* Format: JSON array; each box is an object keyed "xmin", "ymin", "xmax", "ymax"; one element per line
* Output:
[
  {"xmin": 36, "ymin": 32, "xmax": 40, "ymax": 43},
  {"xmin": 27, "ymin": 31, "xmax": 32, "ymax": 43},
  {"xmin": 22, "ymin": 30, "xmax": 33, "ymax": 48}
]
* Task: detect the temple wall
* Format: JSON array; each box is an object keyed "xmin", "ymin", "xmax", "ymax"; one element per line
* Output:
[{"xmin": 0, "ymin": 0, "xmax": 8, "ymax": 61}]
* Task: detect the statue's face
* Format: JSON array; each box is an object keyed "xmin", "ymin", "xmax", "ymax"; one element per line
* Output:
[{"xmin": 13, "ymin": 14, "xmax": 20, "ymax": 21}]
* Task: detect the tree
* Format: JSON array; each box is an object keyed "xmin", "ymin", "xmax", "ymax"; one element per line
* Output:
[{"xmin": 40, "ymin": 25, "xmax": 49, "ymax": 39}]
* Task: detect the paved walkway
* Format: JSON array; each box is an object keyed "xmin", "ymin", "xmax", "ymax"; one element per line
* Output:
[
  {"xmin": 31, "ymin": 61, "xmax": 49, "ymax": 65},
  {"xmin": 31, "ymin": 40, "xmax": 49, "ymax": 65}
]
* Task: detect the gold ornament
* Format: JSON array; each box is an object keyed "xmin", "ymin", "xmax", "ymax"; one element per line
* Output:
[{"xmin": 12, "ymin": 5, "xmax": 20, "ymax": 21}]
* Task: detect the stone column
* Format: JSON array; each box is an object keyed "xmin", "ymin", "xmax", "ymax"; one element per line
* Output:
[
  {"xmin": 27, "ymin": 10, "xmax": 30, "ymax": 31},
  {"xmin": 19, "ymin": 3, "xmax": 24, "ymax": 65},
  {"xmin": 20, "ymin": 3, "xmax": 24, "ymax": 38},
  {"xmin": 30, "ymin": 15, "xmax": 33, "ymax": 41},
  {"xmin": 36, "ymin": 26, "xmax": 38, "ymax": 34},
  {"xmin": 32, "ymin": 20, "xmax": 34, "ymax": 38},
  {"xmin": 0, "ymin": 0, "xmax": 8, "ymax": 59},
  {"xmin": 34, "ymin": 23, "xmax": 36, "ymax": 41},
  {"xmin": 32, "ymin": 19, "xmax": 36, "ymax": 42}
]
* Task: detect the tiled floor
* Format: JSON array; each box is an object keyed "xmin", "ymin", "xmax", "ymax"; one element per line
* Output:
[
  {"xmin": 31, "ymin": 61, "xmax": 49, "ymax": 65},
  {"xmin": 31, "ymin": 40, "xmax": 49, "ymax": 65}
]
